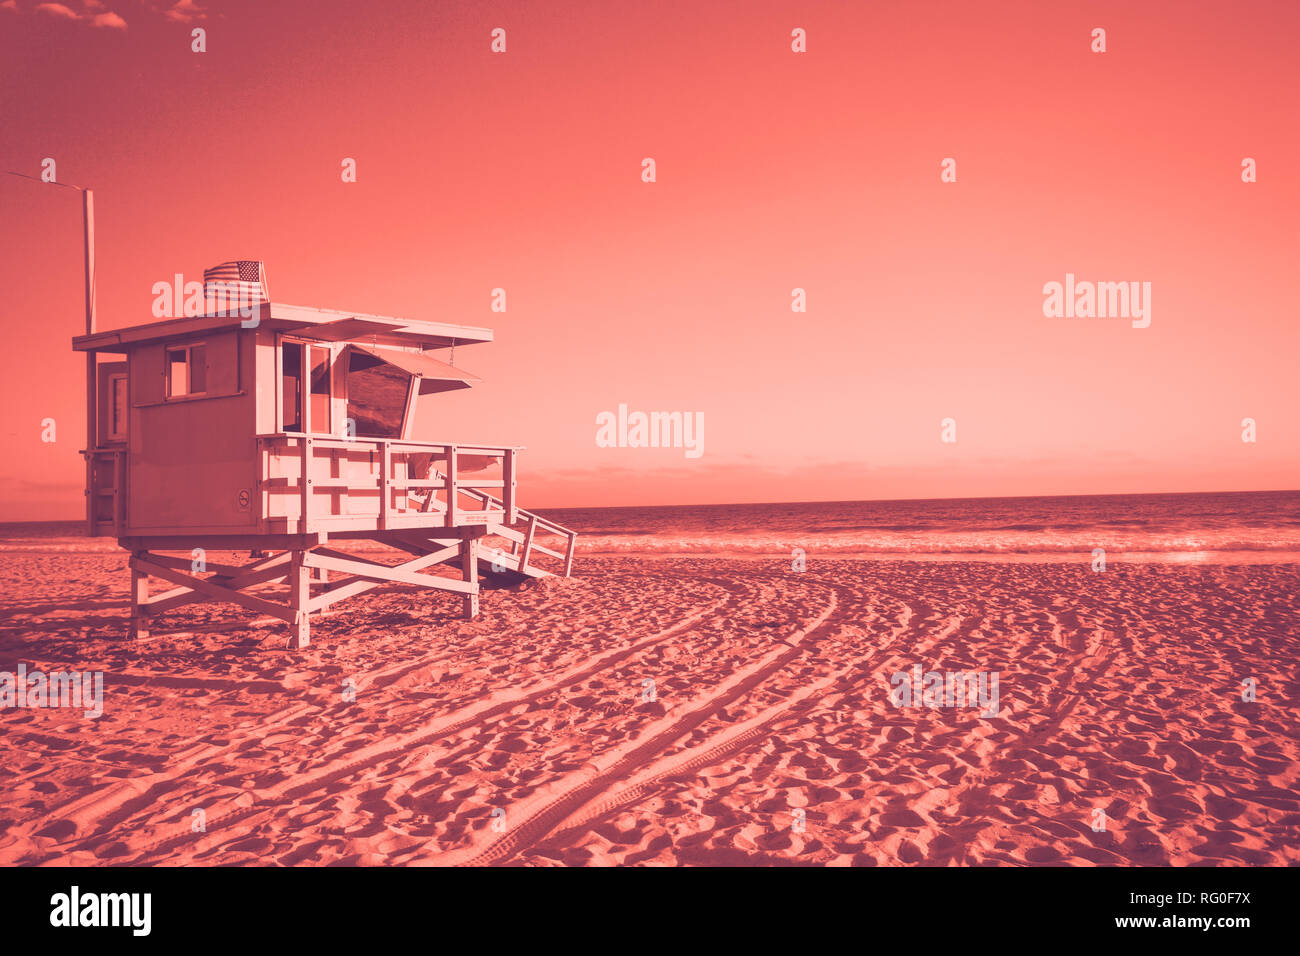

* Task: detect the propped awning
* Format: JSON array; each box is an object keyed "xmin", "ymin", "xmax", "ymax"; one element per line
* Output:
[{"xmin": 347, "ymin": 344, "xmax": 482, "ymax": 394}]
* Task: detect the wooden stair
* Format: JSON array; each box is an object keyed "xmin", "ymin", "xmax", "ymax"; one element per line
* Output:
[{"xmin": 474, "ymin": 512, "xmax": 574, "ymax": 584}]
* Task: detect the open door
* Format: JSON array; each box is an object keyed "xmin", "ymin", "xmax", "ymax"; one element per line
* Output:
[
  {"xmin": 97, "ymin": 361, "xmax": 128, "ymax": 445},
  {"xmin": 89, "ymin": 360, "xmax": 128, "ymax": 535}
]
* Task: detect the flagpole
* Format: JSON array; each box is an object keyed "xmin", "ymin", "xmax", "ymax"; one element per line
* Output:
[
  {"xmin": 2, "ymin": 171, "xmax": 100, "ymax": 531},
  {"xmin": 82, "ymin": 189, "xmax": 96, "ymax": 335},
  {"xmin": 83, "ymin": 188, "xmax": 97, "ymax": 531}
]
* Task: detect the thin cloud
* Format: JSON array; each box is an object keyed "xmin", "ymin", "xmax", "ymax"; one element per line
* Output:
[
  {"xmin": 163, "ymin": 0, "xmax": 206, "ymax": 23},
  {"xmin": 28, "ymin": 1, "xmax": 127, "ymax": 27},
  {"xmin": 34, "ymin": 3, "xmax": 81, "ymax": 19}
]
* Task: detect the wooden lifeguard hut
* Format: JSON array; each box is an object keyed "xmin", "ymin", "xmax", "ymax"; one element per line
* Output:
[{"xmin": 73, "ymin": 262, "xmax": 576, "ymax": 648}]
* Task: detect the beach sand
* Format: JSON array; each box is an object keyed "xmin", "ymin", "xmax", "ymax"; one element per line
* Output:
[{"xmin": 1, "ymin": 550, "xmax": 1297, "ymax": 866}]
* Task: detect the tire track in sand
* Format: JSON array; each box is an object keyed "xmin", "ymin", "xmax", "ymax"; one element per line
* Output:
[
  {"xmin": 89, "ymin": 587, "xmax": 736, "ymax": 863},
  {"xmin": 423, "ymin": 585, "xmax": 841, "ymax": 866},
  {"xmin": 533, "ymin": 589, "xmax": 975, "ymax": 858}
]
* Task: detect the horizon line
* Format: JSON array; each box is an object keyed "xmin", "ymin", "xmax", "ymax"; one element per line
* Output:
[{"xmin": 4, "ymin": 486, "xmax": 1297, "ymax": 526}]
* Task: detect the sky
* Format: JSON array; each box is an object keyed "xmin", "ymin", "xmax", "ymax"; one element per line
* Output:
[{"xmin": 2, "ymin": 0, "xmax": 1298, "ymax": 518}]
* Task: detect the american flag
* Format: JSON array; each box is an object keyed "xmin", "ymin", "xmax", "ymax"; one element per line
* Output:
[{"xmin": 203, "ymin": 259, "xmax": 269, "ymax": 307}]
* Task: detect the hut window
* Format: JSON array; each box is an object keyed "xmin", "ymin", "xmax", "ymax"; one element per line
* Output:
[
  {"xmin": 345, "ymin": 355, "xmax": 407, "ymax": 439},
  {"xmin": 166, "ymin": 344, "xmax": 206, "ymax": 397},
  {"xmin": 108, "ymin": 374, "xmax": 127, "ymax": 440},
  {"xmin": 309, "ymin": 346, "xmax": 331, "ymax": 434},
  {"xmin": 281, "ymin": 341, "xmax": 302, "ymax": 432}
]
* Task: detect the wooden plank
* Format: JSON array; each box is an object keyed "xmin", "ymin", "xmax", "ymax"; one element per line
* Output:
[
  {"xmin": 300, "ymin": 437, "xmax": 312, "ymax": 534},
  {"xmin": 114, "ymin": 451, "xmax": 126, "ymax": 535},
  {"xmin": 380, "ymin": 441, "xmax": 391, "ymax": 530},
  {"xmin": 258, "ymin": 440, "xmax": 270, "ymax": 534},
  {"xmin": 119, "ymin": 533, "xmax": 324, "ymax": 551},
  {"xmin": 131, "ymin": 554, "xmax": 297, "ymax": 624},
  {"xmin": 309, "ymin": 575, "xmax": 383, "ymax": 613},
  {"xmin": 503, "ymin": 449, "xmax": 518, "ymax": 525},
  {"xmin": 140, "ymin": 552, "xmax": 255, "ymax": 577},
  {"xmin": 357, "ymin": 536, "xmax": 463, "ymax": 565},
  {"xmin": 518, "ymin": 514, "xmax": 537, "ymax": 574},
  {"xmin": 489, "ymin": 524, "xmax": 564, "ymax": 559},
  {"xmin": 444, "ymin": 445, "xmax": 458, "ymax": 527},
  {"xmin": 400, "ymin": 373, "xmax": 420, "ymax": 439},
  {"xmin": 296, "ymin": 317, "xmax": 409, "ymax": 343},
  {"xmin": 254, "ymin": 436, "xmax": 518, "ymax": 454},
  {"xmin": 330, "ymin": 527, "xmax": 470, "ymax": 542},
  {"xmin": 564, "ymin": 532, "xmax": 577, "ymax": 578},
  {"xmin": 306, "ymin": 553, "xmax": 475, "ymax": 612}
]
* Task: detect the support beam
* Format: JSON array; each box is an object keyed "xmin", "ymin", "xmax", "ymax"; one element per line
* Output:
[
  {"xmin": 130, "ymin": 554, "xmax": 298, "ymax": 624},
  {"xmin": 461, "ymin": 536, "xmax": 479, "ymax": 619},
  {"xmin": 289, "ymin": 550, "xmax": 311, "ymax": 649},
  {"xmin": 302, "ymin": 550, "xmax": 476, "ymax": 593},
  {"xmin": 141, "ymin": 550, "xmax": 293, "ymax": 615},
  {"xmin": 129, "ymin": 551, "xmax": 149, "ymax": 640}
]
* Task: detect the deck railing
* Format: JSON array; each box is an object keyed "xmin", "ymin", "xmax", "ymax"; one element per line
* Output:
[{"xmin": 256, "ymin": 434, "xmax": 576, "ymax": 574}]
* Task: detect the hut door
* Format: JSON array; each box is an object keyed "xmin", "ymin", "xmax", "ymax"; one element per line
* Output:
[{"xmin": 97, "ymin": 361, "xmax": 128, "ymax": 445}]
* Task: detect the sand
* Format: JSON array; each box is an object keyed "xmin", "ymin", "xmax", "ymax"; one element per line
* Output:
[{"xmin": 0, "ymin": 550, "xmax": 1297, "ymax": 866}]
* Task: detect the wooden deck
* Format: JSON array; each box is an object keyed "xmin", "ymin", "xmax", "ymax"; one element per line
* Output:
[{"xmin": 92, "ymin": 435, "xmax": 577, "ymax": 648}]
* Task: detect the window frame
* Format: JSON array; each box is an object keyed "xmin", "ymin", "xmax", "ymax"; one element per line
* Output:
[
  {"xmin": 278, "ymin": 336, "xmax": 334, "ymax": 436},
  {"xmin": 165, "ymin": 342, "xmax": 208, "ymax": 400}
]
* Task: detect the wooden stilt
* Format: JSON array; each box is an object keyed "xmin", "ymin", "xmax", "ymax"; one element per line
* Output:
[
  {"xmin": 461, "ymin": 536, "xmax": 479, "ymax": 619},
  {"xmin": 289, "ymin": 550, "xmax": 311, "ymax": 649},
  {"xmin": 129, "ymin": 551, "xmax": 150, "ymax": 640}
]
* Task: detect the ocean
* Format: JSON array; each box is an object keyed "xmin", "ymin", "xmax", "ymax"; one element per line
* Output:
[
  {"xmin": 544, "ymin": 490, "xmax": 1300, "ymax": 562},
  {"xmin": 4, "ymin": 490, "xmax": 1298, "ymax": 562}
]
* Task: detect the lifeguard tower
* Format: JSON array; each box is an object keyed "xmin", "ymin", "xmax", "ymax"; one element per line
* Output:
[{"xmin": 73, "ymin": 268, "xmax": 576, "ymax": 649}]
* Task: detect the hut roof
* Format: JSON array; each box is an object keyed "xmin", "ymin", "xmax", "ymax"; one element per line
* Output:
[{"xmin": 72, "ymin": 303, "xmax": 494, "ymax": 353}]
